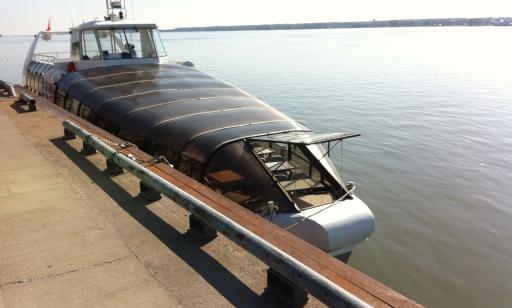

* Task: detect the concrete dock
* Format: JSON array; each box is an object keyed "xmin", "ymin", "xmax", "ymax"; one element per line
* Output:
[{"xmin": 0, "ymin": 95, "xmax": 323, "ymax": 307}]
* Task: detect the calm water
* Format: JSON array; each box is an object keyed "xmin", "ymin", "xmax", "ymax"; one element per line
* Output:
[{"xmin": 1, "ymin": 27, "xmax": 511, "ymax": 307}]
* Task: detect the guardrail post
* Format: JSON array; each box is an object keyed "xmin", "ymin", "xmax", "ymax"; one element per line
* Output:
[
  {"xmin": 266, "ymin": 268, "xmax": 309, "ymax": 307},
  {"xmin": 63, "ymin": 128, "xmax": 76, "ymax": 140},
  {"xmin": 0, "ymin": 80, "xmax": 17, "ymax": 97},
  {"xmin": 18, "ymin": 93, "xmax": 37, "ymax": 112},
  {"xmin": 106, "ymin": 158, "xmax": 123, "ymax": 175},
  {"xmin": 82, "ymin": 141, "xmax": 97, "ymax": 155},
  {"xmin": 189, "ymin": 214, "xmax": 218, "ymax": 240},
  {"xmin": 139, "ymin": 181, "xmax": 162, "ymax": 202}
]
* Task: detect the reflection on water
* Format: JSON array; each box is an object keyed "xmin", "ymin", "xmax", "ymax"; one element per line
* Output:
[{"xmin": 1, "ymin": 27, "xmax": 511, "ymax": 307}]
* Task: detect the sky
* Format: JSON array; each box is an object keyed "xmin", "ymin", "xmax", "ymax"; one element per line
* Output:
[{"xmin": 0, "ymin": 0, "xmax": 511, "ymax": 35}]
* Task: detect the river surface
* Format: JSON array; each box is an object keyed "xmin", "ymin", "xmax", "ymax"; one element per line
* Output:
[{"xmin": 1, "ymin": 27, "xmax": 511, "ymax": 307}]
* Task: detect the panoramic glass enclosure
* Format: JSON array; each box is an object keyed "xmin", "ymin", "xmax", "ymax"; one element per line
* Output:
[{"xmin": 202, "ymin": 132, "xmax": 358, "ymax": 212}]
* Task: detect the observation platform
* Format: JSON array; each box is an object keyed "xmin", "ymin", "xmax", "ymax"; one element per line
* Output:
[{"xmin": 0, "ymin": 88, "xmax": 422, "ymax": 307}]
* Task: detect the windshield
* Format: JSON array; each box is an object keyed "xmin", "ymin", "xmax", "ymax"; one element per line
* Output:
[
  {"xmin": 248, "ymin": 141, "xmax": 344, "ymax": 209},
  {"xmin": 81, "ymin": 28, "xmax": 159, "ymax": 60},
  {"xmin": 151, "ymin": 29, "xmax": 167, "ymax": 57}
]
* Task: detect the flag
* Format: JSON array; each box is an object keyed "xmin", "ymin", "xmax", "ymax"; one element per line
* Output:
[{"xmin": 42, "ymin": 18, "xmax": 52, "ymax": 41}]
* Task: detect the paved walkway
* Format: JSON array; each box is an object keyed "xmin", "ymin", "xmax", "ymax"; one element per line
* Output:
[{"xmin": 0, "ymin": 96, "xmax": 318, "ymax": 307}]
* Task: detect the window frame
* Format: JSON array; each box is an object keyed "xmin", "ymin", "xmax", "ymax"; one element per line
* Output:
[
  {"xmin": 80, "ymin": 28, "xmax": 162, "ymax": 61},
  {"xmin": 80, "ymin": 30, "xmax": 102, "ymax": 60},
  {"xmin": 150, "ymin": 28, "xmax": 167, "ymax": 57}
]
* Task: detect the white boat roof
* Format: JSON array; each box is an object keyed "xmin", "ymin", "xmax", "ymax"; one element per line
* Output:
[{"xmin": 70, "ymin": 19, "xmax": 158, "ymax": 31}]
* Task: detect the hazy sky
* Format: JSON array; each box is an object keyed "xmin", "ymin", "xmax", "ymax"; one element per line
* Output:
[{"xmin": 0, "ymin": 0, "xmax": 511, "ymax": 35}]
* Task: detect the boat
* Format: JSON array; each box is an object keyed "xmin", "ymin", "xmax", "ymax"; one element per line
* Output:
[{"xmin": 22, "ymin": 0, "xmax": 374, "ymax": 261}]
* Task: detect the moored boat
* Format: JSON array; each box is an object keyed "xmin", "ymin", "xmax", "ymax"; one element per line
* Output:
[{"xmin": 22, "ymin": 0, "xmax": 374, "ymax": 261}]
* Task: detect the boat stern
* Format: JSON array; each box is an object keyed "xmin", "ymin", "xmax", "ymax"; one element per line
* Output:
[{"xmin": 272, "ymin": 195, "xmax": 375, "ymax": 258}]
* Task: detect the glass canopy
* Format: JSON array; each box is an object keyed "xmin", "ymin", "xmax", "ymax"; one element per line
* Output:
[{"xmin": 248, "ymin": 131, "xmax": 360, "ymax": 145}]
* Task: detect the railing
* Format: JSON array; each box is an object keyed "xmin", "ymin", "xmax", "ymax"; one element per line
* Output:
[
  {"xmin": 0, "ymin": 79, "xmax": 17, "ymax": 97},
  {"xmin": 32, "ymin": 52, "xmax": 74, "ymax": 64},
  {"xmin": 62, "ymin": 119, "xmax": 370, "ymax": 307}
]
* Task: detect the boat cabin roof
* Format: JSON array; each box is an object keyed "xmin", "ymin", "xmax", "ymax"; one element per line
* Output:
[
  {"xmin": 57, "ymin": 64, "xmax": 308, "ymax": 164},
  {"xmin": 70, "ymin": 20, "xmax": 158, "ymax": 31},
  {"xmin": 248, "ymin": 131, "xmax": 360, "ymax": 145}
]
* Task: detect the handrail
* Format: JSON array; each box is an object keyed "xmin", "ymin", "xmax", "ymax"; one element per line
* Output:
[
  {"xmin": 62, "ymin": 119, "xmax": 371, "ymax": 307},
  {"xmin": 0, "ymin": 80, "xmax": 17, "ymax": 97},
  {"xmin": 33, "ymin": 52, "xmax": 75, "ymax": 64}
]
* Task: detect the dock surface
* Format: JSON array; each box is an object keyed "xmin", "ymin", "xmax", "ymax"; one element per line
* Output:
[{"xmin": 0, "ymin": 95, "xmax": 304, "ymax": 307}]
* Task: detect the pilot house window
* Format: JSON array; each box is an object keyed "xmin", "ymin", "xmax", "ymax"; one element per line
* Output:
[
  {"xmin": 151, "ymin": 29, "xmax": 167, "ymax": 57},
  {"xmin": 83, "ymin": 29, "xmax": 159, "ymax": 60},
  {"xmin": 82, "ymin": 31, "xmax": 101, "ymax": 60}
]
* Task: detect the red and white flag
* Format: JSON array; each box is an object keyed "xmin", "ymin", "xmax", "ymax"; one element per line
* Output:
[{"xmin": 42, "ymin": 18, "xmax": 52, "ymax": 41}]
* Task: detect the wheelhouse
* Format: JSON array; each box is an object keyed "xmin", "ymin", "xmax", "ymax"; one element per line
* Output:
[
  {"xmin": 69, "ymin": 20, "xmax": 168, "ymax": 71},
  {"xmin": 22, "ymin": 20, "xmax": 168, "ymax": 100},
  {"xmin": 73, "ymin": 22, "xmax": 167, "ymax": 61}
]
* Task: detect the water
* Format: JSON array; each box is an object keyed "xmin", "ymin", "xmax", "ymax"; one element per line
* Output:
[{"xmin": 1, "ymin": 27, "xmax": 511, "ymax": 307}]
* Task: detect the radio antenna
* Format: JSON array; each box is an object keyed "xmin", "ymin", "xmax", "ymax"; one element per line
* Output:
[{"xmin": 131, "ymin": 0, "xmax": 136, "ymax": 20}]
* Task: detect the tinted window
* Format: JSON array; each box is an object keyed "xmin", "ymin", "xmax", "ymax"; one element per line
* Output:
[
  {"xmin": 205, "ymin": 142, "xmax": 294, "ymax": 212},
  {"xmin": 71, "ymin": 98, "xmax": 81, "ymax": 115},
  {"xmin": 55, "ymin": 89, "xmax": 66, "ymax": 107},
  {"xmin": 178, "ymin": 156, "xmax": 202, "ymax": 179},
  {"xmin": 64, "ymin": 95, "xmax": 73, "ymax": 112},
  {"xmin": 79, "ymin": 104, "xmax": 93, "ymax": 120}
]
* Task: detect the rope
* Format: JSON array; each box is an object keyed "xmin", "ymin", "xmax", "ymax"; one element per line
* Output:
[
  {"xmin": 91, "ymin": 134, "xmax": 171, "ymax": 166},
  {"xmin": 95, "ymin": 135, "xmax": 134, "ymax": 150}
]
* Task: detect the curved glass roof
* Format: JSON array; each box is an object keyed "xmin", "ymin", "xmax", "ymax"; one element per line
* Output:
[{"xmin": 58, "ymin": 64, "xmax": 308, "ymax": 163}]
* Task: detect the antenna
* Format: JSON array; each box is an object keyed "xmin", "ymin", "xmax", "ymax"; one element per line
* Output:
[
  {"xmin": 130, "ymin": 0, "xmax": 135, "ymax": 20},
  {"xmin": 105, "ymin": 0, "xmax": 128, "ymax": 21}
]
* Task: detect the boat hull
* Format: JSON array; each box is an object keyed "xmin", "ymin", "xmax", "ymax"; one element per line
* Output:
[{"xmin": 270, "ymin": 195, "xmax": 375, "ymax": 257}]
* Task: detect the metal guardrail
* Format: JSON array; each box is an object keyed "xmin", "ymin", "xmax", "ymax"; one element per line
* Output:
[
  {"xmin": 0, "ymin": 80, "xmax": 17, "ymax": 97},
  {"xmin": 62, "ymin": 119, "xmax": 370, "ymax": 308}
]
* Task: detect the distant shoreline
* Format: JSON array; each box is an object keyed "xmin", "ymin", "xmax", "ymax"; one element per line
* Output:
[{"xmin": 163, "ymin": 17, "xmax": 512, "ymax": 32}]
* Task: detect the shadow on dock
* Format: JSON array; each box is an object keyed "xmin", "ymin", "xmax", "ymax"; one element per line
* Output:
[{"xmin": 50, "ymin": 137, "xmax": 280, "ymax": 307}]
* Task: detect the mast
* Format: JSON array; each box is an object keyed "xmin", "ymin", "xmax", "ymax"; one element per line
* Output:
[{"xmin": 105, "ymin": 0, "xmax": 127, "ymax": 21}]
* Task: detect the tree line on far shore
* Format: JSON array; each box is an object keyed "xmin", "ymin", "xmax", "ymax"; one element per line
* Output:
[{"xmin": 163, "ymin": 17, "xmax": 512, "ymax": 32}]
